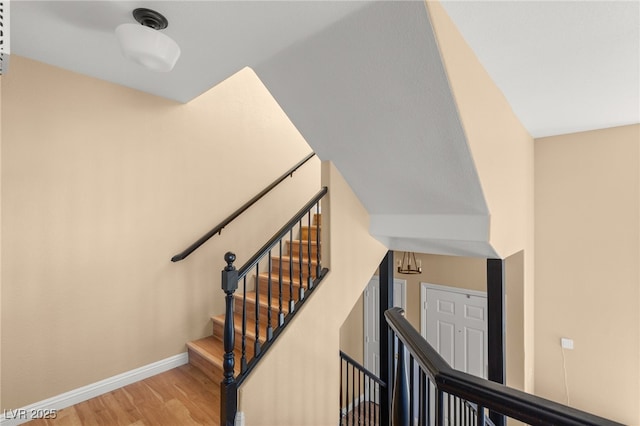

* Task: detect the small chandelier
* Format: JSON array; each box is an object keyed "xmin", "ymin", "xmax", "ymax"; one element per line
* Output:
[
  {"xmin": 397, "ymin": 251, "xmax": 422, "ymax": 274},
  {"xmin": 115, "ymin": 8, "xmax": 181, "ymax": 72}
]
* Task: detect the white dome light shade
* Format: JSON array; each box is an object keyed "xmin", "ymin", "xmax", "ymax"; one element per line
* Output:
[{"xmin": 115, "ymin": 23, "xmax": 181, "ymax": 72}]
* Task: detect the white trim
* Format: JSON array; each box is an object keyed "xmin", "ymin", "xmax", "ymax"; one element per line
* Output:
[{"xmin": 0, "ymin": 352, "xmax": 188, "ymax": 426}]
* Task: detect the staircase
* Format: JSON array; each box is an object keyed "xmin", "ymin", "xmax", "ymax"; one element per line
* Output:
[{"xmin": 186, "ymin": 214, "xmax": 322, "ymax": 384}]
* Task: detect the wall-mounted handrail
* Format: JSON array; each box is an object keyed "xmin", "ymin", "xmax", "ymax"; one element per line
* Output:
[
  {"xmin": 384, "ymin": 307, "xmax": 623, "ymax": 426},
  {"xmin": 171, "ymin": 152, "xmax": 316, "ymax": 262}
]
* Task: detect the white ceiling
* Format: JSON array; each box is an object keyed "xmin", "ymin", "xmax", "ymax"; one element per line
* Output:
[
  {"xmin": 10, "ymin": 1, "xmax": 369, "ymax": 102},
  {"xmin": 8, "ymin": 1, "xmax": 640, "ymax": 257},
  {"xmin": 440, "ymin": 1, "xmax": 640, "ymax": 138},
  {"xmin": 11, "ymin": 1, "xmax": 638, "ymax": 138}
]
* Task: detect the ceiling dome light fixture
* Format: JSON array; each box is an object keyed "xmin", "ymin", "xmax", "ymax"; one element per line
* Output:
[{"xmin": 115, "ymin": 8, "xmax": 181, "ymax": 72}]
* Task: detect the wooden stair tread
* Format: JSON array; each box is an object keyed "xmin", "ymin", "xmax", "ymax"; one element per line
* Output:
[
  {"xmin": 212, "ymin": 312, "xmax": 269, "ymax": 342},
  {"xmin": 258, "ymin": 271, "xmax": 306, "ymax": 286},
  {"xmin": 273, "ymin": 255, "xmax": 319, "ymax": 265},
  {"xmin": 236, "ymin": 291, "xmax": 291, "ymax": 313},
  {"xmin": 288, "ymin": 239, "xmax": 319, "ymax": 246},
  {"xmin": 186, "ymin": 336, "xmax": 241, "ymax": 375}
]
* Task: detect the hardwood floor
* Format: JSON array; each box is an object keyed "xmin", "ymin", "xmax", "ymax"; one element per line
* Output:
[{"xmin": 26, "ymin": 364, "xmax": 219, "ymax": 426}]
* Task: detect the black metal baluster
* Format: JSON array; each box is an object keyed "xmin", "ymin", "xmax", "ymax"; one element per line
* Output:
[
  {"xmin": 418, "ymin": 371, "xmax": 424, "ymax": 426},
  {"xmin": 374, "ymin": 382, "xmax": 378, "ymax": 426},
  {"xmin": 241, "ymin": 275, "xmax": 247, "ymax": 372},
  {"xmin": 392, "ymin": 340, "xmax": 409, "ymax": 426},
  {"xmin": 477, "ymin": 405, "xmax": 486, "ymax": 426},
  {"xmin": 340, "ymin": 359, "xmax": 344, "ymax": 425},
  {"xmin": 345, "ymin": 361, "xmax": 349, "ymax": 425},
  {"xmin": 278, "ymin": 240, "xmax": 284, "ymax": 326},
  {"xmin": 424, "ymin": 374, "xmax": 429, "ymax": 426},
  {"xmin": 315, "ymin": 201, "xmax": 321, "ymax": 278},
  {"xmin": 267, "ymin": 250, "xmax": 273, "ymax": 341},
  {"xmin": 409, "ymin": 355, "xmax": 414, "ymax": 426},
  {"xmin": 254, "ymin": 264, "xmax": 261, "ymax": 357},
  {"xmin": 453, "ymin": 395, "xmax": 457, "ymax": 426},
  {"xmin": 362, "ymin": 372, "xmax": 366, "ymax": 424},
  {"xmin": 220, "ymin": 252, "xmax": 238, "ymax": 426},
  {"xmin": 367, "ymin": 376, "xmax": 371, "ymax": 426},
  {"xmin": 358, "ymin": 369, "xmax": 362, "ymax": 424},
  {"xmin": 289, "ymin": 229, "xmax": 295, "ymax": 312},
  {"xmin": 436, "ymin": 389, "xmax": 444, "ymax": 426},
  {"xmin": 306, "ymin": 211, "xmax": 312, "ymax": 290},
  {"xmin": 298, "ymin": 219, "xmax": 304, "ymax": 300},
  {"xmin": 351, "ymin": 363, "xmax": 355, "ymax": 426},
  {"xmin": 454, "ymin": 396, "xmax": 458, "ymax": 426}
]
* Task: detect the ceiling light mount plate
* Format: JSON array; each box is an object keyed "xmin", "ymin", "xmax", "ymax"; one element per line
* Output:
[{"xmin": 133, "ymin": 8, "xmax": 169, "ymax": 30}]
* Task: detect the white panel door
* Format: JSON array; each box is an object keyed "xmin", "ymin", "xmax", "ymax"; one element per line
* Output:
[
  {"xmin": 421, "ymin": 284, "xmax": 487, "ymax": 379},
  {"xmin": 364, "ymin": 276, "xmax": 406, "ymax": 376}
]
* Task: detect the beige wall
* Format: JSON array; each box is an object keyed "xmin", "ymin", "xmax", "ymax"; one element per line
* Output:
[
  {"xmin": 1, "ymin": 56, "xmax": 321, "ymax": 409},
  {"xmin": 505, "ymin": 251, "xmax": 525, "ymax": 391},
  {"xmin": 535, "ymin": 124, "xmax": 640, "ymax": 425},
  {"xmin": 238, "ymin": 162, "xmax": 387, "ymax": 425},
  {"xmin": 340, "ymin": 292, "xmax": 364, "ymax": 363},
  {"xmin": 426, "ymin": 0, "xmax": 535, "ymax": 390}
]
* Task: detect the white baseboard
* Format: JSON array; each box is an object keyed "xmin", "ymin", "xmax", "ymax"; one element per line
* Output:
[{"xmin": 0, "ymin": 352, "xmax": 188, "ymax": 426}]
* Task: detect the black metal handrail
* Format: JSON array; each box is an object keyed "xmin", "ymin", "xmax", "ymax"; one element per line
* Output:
[
  {"xmin": 340, "ymin": 351, "xmax": 387, "ymax": 388},
  {"xmin": 171, "ymin": 152, "xmax": 316, "ymax": 262},
  {"xmin": 384, "ymin": 307, "xmax": 623, "ymax": 426}
]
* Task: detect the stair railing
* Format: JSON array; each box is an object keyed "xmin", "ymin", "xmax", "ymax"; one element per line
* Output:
[
  {"xmin": 384, "ymin": 307, "xmax": 623, "ymax": 426},
  {"xmin": 221, "ymin": 187, "xmax": 329, "ymax": 426},
  {"xmin": 171, "ymin": 152, "xmax": 316, "ymax": 262},
  {"xmin": 340, "ymin": 350, "xmax": 386, "ymax": 426}
]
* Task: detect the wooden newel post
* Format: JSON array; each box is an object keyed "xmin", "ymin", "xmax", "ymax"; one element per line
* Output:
[{"xmin": 220, "ymin": 252, "xmax": 238, "ymax": 426}]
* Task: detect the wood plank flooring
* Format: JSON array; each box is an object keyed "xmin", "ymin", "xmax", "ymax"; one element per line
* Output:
[{"xmin": 26, "ymin": 364, "xmax": 219, "ymax": 426}]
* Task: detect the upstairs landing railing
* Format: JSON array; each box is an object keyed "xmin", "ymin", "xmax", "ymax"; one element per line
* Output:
[
  {"xmin": 384, "ymin": 307, "xmax": 623, "ymax": 426},
  {"xmin": 340, "ymin": 351, "xmax": 386, "ymax": 425}
]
